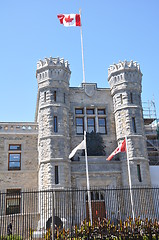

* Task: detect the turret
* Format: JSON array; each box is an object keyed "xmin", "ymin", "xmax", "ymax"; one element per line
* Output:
[
  {"xmin": 36, "ymin": 56, "xmax": 71, "ymax": 190},
  {"xmin": 108, "ymin": 60, "xmax": 151, "ymax": 187}
]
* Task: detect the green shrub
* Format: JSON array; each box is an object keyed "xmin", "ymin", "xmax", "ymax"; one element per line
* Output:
[
  {"xmin": 0, "ymin": 236, "xmax": 22, "ymax": 240},
  {"xmin": 46, "ymin": 217, "xmax": 159, "ymax": 239}
]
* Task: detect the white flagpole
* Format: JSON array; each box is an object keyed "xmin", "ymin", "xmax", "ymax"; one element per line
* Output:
[
  {"xmin": 125, "ymin": 136, "xmax": 135, "ymax": 222},
  {"xmin": 79, "ymin": 9, "xmax": 86, "ymax": 83},
  {"xmin": 84, "ymin": 131, "xmax": 92, "ymax": 225}
]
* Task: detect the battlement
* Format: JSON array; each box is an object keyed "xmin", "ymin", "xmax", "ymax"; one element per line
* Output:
[
  {"xmin": 37, "ymin": 57, "xmax": 70, "ymax": 71},
  {"xmin": 108, "ymin": 60, "xmax": 141, "ymax": 79},
  {"xmin": 0, "ymin": 122, "xmax": 38, "ymax": 134}
]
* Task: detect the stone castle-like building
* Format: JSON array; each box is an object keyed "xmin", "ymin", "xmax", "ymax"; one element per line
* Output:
[
  {"xmin": 1, "ymin": 56, "xmax": 159, "ymax": 233},
  {"xmin": 0, "ymin": 57, "xmax": 152, "ymax": 194}
]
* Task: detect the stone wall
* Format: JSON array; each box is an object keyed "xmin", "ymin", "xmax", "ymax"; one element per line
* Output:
[
  {"xmin": 0, "ymin": 132, "xmax": 38, "ymax": 191},
  {"xmin": 69, "ymin": 83, "xmax": 117, "ymax": 159}
]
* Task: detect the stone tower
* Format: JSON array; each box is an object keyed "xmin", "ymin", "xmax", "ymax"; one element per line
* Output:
[
  {"xmin": 36, "ymin": 57, "xmax": 71, "ymax": 190},
  {"xmin": 108, "ymin": 60, "xmax": 151, "ymax": 187}
]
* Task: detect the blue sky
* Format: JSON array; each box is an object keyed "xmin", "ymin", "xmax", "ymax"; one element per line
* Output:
[{"xmin": 0, "ymin": 0, "xmax": 159, "ymax": 122}]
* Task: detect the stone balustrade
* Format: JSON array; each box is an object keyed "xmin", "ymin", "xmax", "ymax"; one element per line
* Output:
[{"xmin": 0, "ymin": 122, "xmax": 38, "ymax": 134}]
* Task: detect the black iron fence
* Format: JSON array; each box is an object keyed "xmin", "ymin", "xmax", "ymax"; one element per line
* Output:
[{"xmin": 0, "ymin": 187, "xmax": 159, "ymax": 239}]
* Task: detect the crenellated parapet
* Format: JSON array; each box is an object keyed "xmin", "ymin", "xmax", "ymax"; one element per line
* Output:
[
  {"xmin": 36, "ymin": 57, "xmax": 71, "ymax": 82},
  {"xmin": 37, "ymin": 57, "xmax": 70, "ymax": 71},
  {"xmin": 108, "ymin": 60, "xmax": 142, "ymax": 80},
  {"xmin": 108, "ymin": 60, "xmax": 143, "ymax": 96}
]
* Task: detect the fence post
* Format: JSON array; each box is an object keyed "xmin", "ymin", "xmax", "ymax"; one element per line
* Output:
[{"xmin": 52, "ymin": 191, "xmax": 55, "ymax": 240}]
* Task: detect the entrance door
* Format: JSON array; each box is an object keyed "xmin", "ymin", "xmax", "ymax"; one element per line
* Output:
[{"xmin": 86, "ymin": 191, "xmax": 105, "ymax": 222}]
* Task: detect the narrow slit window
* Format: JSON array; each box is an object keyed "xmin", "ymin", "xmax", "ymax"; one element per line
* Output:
[
  {"xmin": 54, "ymin": 116, "xmax": 58, "ymax": 132},
  {"xmin": 64, "ymin": 93, "xmax": 66, "ymax": 103},
  {"xmin": 55, "ymin": 166, "xmax": 59, "ymax": 184},
  {"xmin": 137, "ymin": 164, "xmax": 142, "ymax": 182},
  {"xmin": 44, "ymin": 92, "xmax": 46, "ymax": 102},
  {"xmin": 54, "ymin": 91, "xmax": 56, "ymax": 102},
  {"xmin": 130, "ymin": 93, "xmax": 133, "ymax": 103},
  {"xmin": 132, "ymin": 117, "xmax": 137, "ymax": 133},
  {"xmin": 120, "ymin": 94, "xmax": 123, "ymax": 104}
]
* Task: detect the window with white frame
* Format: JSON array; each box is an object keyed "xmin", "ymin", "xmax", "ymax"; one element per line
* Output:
[{"xmin": 8, "ymin": 144, "xmax": 21, "ymax": 171}]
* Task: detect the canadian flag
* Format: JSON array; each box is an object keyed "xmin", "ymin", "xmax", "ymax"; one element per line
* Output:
[
  {"xmin": 57, "ymin": 14, "xmax": 81, "ymax": 27},
  {"xmin": 106, "ymin": 138, "xmax": 126, "ymax": 161}
]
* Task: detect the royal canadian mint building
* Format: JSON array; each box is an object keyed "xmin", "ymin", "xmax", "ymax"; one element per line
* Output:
[{"xmin": 0, "ymin": 57, "xmax": 159, "ymax": 233}]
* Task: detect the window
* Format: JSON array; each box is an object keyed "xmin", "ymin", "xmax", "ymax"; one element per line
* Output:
[
  {"xmin": 75, "ymin": 107, "xmax": 107, "ymax": 135},
  {"xmin": 54, "ymin": 91, "xmax": 56, "ymax": 102},
  {"xmin": 120, "ymin": 94, "xmax": 123, "ymax": 104},
  {"xmin": 132, "ymin": 117, "xmax": 137, "ymax": 133},
  {"xmin": 98, "ymin": 109, "xmax": 105, "ymax": 115},
  {"xmin": 87, "ymin": 118, "xmax": 95, "ymax": 133},
  {"xmin": 86, "ymin": 109, "xmax": 94, "ymax": 115},
  {"xmin": 64, "ymin": 93, "xmax": 66, "ymax": 103},
  {"xmin": 98, "ymin": 118, "xmax": 107, "ymax": 134},
  {"xmin": 75, "ymin": 108, "xmax": 83, "ymax": 114},
  {"xmin": 55, "ymin": 166, "xmax": 59, "ymax": 184},
  {"xmin": 130, "ymin": 93, "xmax": 133, "ymax": 103},
  {"xmin": 9, "ymin": 145, "xmax": 21, "ymax": 151},
  {"xmin": 54, "ymin": 116, "xmax": 58, "ymax": 132},
  {"xmin": 137, "ymin": 164, "xmax": 142, "ymax": 182},
  {"xmin": 6, "ymin": 189, "xmax": 21, "ymax": 215},
  {"xmin": 76, "ymin": 117, "xmax": 84, "ymax": 135},
  {"xmin": 8, "ymin": 145, "xmax": 21, "ymax": 171},
  {"xmin": 44, "ymin": 91, "xmax": 46, "ymax": 102}
]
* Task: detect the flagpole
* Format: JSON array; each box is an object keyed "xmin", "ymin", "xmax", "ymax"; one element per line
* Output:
[
  {"xmin": 125, "ymin": 136, "xmax": 135, "ymax": 222},
  {"xmin": 79, "ymin": 9, "xmax": 86, "ymax": 83},
  {"xmin": 84, "ymin": 131, "xmax": 92, "ymax": 225}
]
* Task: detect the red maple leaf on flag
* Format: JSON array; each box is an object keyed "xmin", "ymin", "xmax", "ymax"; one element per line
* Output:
[
  {"xmin": 57, "ymin": 13, "xmax": 81, "ymax": 27},
  {"xmin": 65, "ymin": 15, "xmax": 74, "ymax": 23},
  {"xmin": 57, "ymin": 14, "xmax": 65, "ymax": 24}
]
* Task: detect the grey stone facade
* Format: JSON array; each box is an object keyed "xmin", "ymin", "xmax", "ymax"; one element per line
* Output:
[{"xmin": 0, "ymin": 57, "xmax": 152, "ymax": 193}]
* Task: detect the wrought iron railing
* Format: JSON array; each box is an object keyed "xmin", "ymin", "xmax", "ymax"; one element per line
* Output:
[{"xmin": 0, "ymin": 187, "xmax": 159, "ymax": 239}]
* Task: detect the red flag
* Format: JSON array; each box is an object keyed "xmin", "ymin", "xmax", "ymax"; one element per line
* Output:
[
  {"xmin": 106, "ymin": 139, "xmax": 126, "ymax": 161},
  {"xmin": 57, "ymin": 14, "xmax": 81, "ymax": 27}
]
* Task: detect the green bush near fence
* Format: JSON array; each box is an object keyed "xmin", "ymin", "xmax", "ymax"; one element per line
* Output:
[
  {"xmin": 0, "ymin": 236, "xmax": 22, "ymax": 240},
  {"xmin": 45, "ymin": 217, "xmax": 159, "ymax": 239}
]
